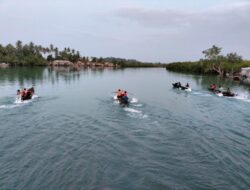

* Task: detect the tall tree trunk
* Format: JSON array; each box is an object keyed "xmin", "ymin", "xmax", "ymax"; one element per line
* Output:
[{"xmin": 212, "ymin": 63, "xmax": 224, "ymax": 76}]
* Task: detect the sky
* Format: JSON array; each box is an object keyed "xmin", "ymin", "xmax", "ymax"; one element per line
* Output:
[{"xmin": 0, "ymin": 0, "xmax": 249, "ymax": 62}]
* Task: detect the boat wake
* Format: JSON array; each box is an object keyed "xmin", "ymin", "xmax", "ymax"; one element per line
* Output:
[
  {"xmin": 0, "ymin": 104, "xmax": 21, "ymax": 109},
  {"xmin": 112, "ymin": 95, "xmax": 147, "ymax": 119},
  {"xmin": 0, "ymin": 95, "xmax": 39, "ymax": 109},
  {"xmin": 113, "ymin": 96, "xmax": 138, "ymax": 104},
  {"xmin": 232, "ymin": 93, "xmax": 250, "ymax": 103},
  {"xmin": 124, "ymin": 107, "xmax": 148, "ymax": 119},
  {"xmin": 233, "ymin": 93, "xmax": 248, "ymax": 100},
  {"xmin": 130, "ymin": 98, "xmax": 138, "ymax": 103},
  {"xmin": 124, "ymin": 107, "xmax": 141, "ymax": 114},
  {"xmin": 14, "ymin": 94, "xmax": 38, "ymax": 104},
  {"xmin": 192, "ymin": 89, "xmax": 250, "ymax": 103},
  {"xmin": 192, "ymin": 91, "xmax": 212, "ymax": 97}
]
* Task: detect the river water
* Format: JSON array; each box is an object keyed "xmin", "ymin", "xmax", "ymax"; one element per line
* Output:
[{"xmin": 0, "ymin": 67, "xmax": 250, "ymax": 190}]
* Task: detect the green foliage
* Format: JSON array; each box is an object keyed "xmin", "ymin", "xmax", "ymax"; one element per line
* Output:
[
  {"xmin": 202, "ymin": 45, "xmax": 221, "ymax": 61},
  {"xmin": 0, "ymin": 41, "xmax": 83, "ymax": 66},
  {"xmin": 166, "ymin": 45, "xmax": 246, "ymax": 76},
  {"xmin": 0, "ymin": 41, "xmax": 164, "ymax": 67},
  {"xmin": 166, "ymin": 60, "xmax": 250, "ymax": 75},
  {"xmin": 166, "ymin": 61, "xmax": 211, "ymax": 74},
  {"xmin": 91, "ymin": 57, "xmax": 97, "ymax": 62},
  {"xmin": 103, "ymin": 57, "xmax": 163, "ymax": 67},
  {"xmin": 47, "ymin": 55, "xmax": 54, "ymax": 62},
  {"xmin": 0, "ymin": 42, "xmax": 47, "ymax": 66}
]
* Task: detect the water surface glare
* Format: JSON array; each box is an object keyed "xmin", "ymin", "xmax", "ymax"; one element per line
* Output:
[{"xmin": 0, "ymin": 67, "xmax": 250, "ymax": 190}]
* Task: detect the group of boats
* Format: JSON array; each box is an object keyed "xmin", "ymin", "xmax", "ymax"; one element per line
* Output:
[
  {"xmin": 15, "ymin": 83, "xmax": 236, "ymax": 106},
  {"xmin": 172, "ymin": 82, "xmax": 237, "ymax": 97}
]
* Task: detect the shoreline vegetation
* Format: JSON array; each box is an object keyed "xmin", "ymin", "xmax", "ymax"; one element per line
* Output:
[
  {"xmin": 0, "ymin": 41, "xmax": 164, "ymax": 68},
  {"xmin": 166, "ymin": 45, "xmax": 250, "ymax": 78}
]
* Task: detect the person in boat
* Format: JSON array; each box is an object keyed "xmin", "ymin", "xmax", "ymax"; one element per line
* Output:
[
  {"xmin": 222, "ymin": 87, "xmax": 235, "ymax": 96},
  {"xmin": 116, "ymin": 89, "xmax": 123, "ymax": 99},
  {"xmin": 186, "ymin": 83, "xmax": 190, "ymax": 88},
  {"xmin": 22, "ymin": 88, "xmax": 27, "ymax": 98},
  {"xmin": 17, "ymin": 89, "xmax": 21, "ymax": 100},
  {"xmin": 26, "ymin": 89, "xmax": 32, "ymax": 99},
  {"xmin": 173, "ymin": 82, "xmax": 181, "ymax": 88},
  {"xmin": 20, "ymin": 87, "xmax": 34, "ymax": 100},
  {"xmin": 218, "ymin": 85, "xmax": 224, "ymax": 92},
  {"xmin": 210, "ymin": 84, "xmax": 217, "ymax": 91},
  {"xmin": 30, "ymin": 87, "xmax": 35, "ymax": 94},
  {"xmin": 122, "ymin": 91, "xmax": 128, "ymax": 100},
  {"xmin": 28, "ymin": 87, "xmax": 35, "ymax": 98},
  {"xmin": 120, "ymin": 91, "xmax": 129, "ymax": 104}
]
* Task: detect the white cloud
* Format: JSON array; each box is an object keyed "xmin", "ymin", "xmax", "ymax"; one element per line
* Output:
[
  {"xmin": 0, "ymin": 0, "xmax": 249, "ymax": 62},
  {"xmin": 113, "ymin": 1, "xmax": 250, "ymax": 61}
]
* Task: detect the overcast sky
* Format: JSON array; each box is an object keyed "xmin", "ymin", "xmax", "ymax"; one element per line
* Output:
[{"xmin": 0, "ymin": 0, "xmax": 249, "ymax": 62}]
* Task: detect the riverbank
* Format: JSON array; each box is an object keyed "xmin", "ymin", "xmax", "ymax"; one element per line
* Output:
[
  {"xmin": 0, "ymin": 63, "xmax": 9, "ymax": 68},
  {"xmin": 166, "ymin": 60, "xmax": 250, "ymax": 74},
  {"xmin": 48, "ymin": 60, "xmax": 164, "ymax": 68},
  {"xmin": 166, "ymin": 45, "xmax": 250, "ymax": 83},
  {"xmin": 0, "ymin": 41, "xmax": 165, "ymax": 68},
  {"xmin": 0, "ymin": 60, "xmax": 165, "ymax": 69},
  {"xmin": 166, "ymin": 60, "xmax": 250, "ymax": 84}
]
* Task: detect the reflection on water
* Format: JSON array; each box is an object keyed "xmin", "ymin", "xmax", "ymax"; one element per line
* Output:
[
  {"xmin": 0, "ymin": 67, "xmax": 46, "ymax": 86},
  {"xmin": 0, "ymin": 67, "xmax": 127, "ymax": 87},
  {"xmin": 2, "ymin": 67, "xmax": 250, "ymax": 92}
]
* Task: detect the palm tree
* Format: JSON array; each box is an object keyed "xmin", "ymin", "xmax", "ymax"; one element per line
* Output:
[
  {"xmin": 42, "ymin": 47, "xmax": 47, "ymax": 55},
  {"xmin": 46, "ymin": 47, "xmax": 50, "ymax": 54},
  {"xmin": 76, "ymin": 51, "xmax": 80, "ymax": 58},
  {"xmin": 50, "ymin": 44, "xmax": 54, "ymax": 52},
  {"xmin": 29, "ymin": 42, "xmax": 35, "ymax": 52},
  {"xmin": 54, "ymin": 47, "xmax": 59, "ymax": 59},
  {"xmin": 16, "ymin": 40, "xmax": 22, "ymax": 50},
  {"xmin": 37, "ymin": 45, "xmax": 42, "ymax": 53}
]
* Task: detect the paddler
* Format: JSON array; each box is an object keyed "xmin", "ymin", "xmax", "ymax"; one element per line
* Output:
[
  {"xmin": 116, "ymin": 89, "xmax": 123, "ymax": 99},
  {"xmin": 123, "ymin": 91, "xmax": 128, "ymax": 99},
  {"xmin": 17, "ymin": 89, "xmax": 21, "ymax": 96}
]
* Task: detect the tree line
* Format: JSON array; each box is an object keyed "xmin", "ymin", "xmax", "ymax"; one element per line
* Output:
[
  {"xmin": 0, "ymin": 41, "xmax": 83, "ymax": 66},
  {"xmin": 0, "ymin": 41, "xmax": 163, "ymax": 67},
  {"xmin": 103, "ymin": 57, "xmax": 163, "ymax": 67},
  {"xmin": 166, "ymin": 45, "xmax": 250, "ymax": 76}
]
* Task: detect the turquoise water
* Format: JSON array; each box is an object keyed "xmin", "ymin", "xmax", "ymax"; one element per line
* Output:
[{"xmin": 0, "ymin": 67, "xmax": 250, "ymax": 190}]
